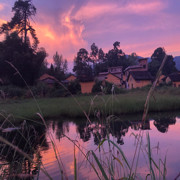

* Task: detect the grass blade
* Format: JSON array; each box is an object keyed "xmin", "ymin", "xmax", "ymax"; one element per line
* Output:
[{"xmin": 91, "ymin": 151, "xmax": 109, "ymax": 180}]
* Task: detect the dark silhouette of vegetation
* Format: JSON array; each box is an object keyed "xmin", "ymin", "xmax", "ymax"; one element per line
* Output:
[
  {"xmin": 73, "ymin": 48, "xmax": 93, "ymax": 82},
  {"xmin": 148, "ymin": 47, "xmax": 177, "ymax": 77},
  {"xmin": 0, "ymin": 0, "xmax": 38, "ymax": 49},
  {"xmin": 0, "ymin": 32, "xmax": 47, "ymax": 86},
  {"xmin": 47, "ymin": 52, "xmax": 68, "ymax": 81}
]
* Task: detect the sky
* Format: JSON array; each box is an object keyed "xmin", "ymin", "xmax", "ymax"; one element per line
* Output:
[{"xmin": 0, "ymin": 0, "xmax": 180, "ymax": 71}]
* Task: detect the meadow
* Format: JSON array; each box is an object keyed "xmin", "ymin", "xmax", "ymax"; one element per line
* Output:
[{"xmin": 0, "ymin": 86, "xmax": 180, "ymax": 122}]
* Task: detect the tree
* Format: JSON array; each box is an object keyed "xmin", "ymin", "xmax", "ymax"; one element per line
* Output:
[
  {"xmin": 0, "ymin": 0, "xmax": 39, "ymax": 49},
  {"xmin": 52, "ymin": 52, "xmax": 68, "ymax": 80},
  {"xmin": 73, "ymin": 48, "xmax": 93, "ymax": 82},
  {"xmin": 0, "ymin": 32, "xmax": 47, "ymax": 86},
  {"xmin": 113, "ymin": 41, "xmax": 120, "ymax": 50},
  {"xmin": 106, "ymin": 41, "xmax": 127, "ymax": 69},
  {"xmin": 98, "ymin": 48, "xmax": 105, "ymax": 61},
  {"xmin": 148, "ymin": 47, "xmax": 177, "ymax": 77},
  {"xmin": 90, "ymin": 43, "xmax": 98, "ymax": 61}
]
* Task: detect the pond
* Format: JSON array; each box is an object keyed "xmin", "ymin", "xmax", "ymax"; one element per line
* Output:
[{"xmin": 0, "ymin": 113, "xmax": 180, "ymax": 179}]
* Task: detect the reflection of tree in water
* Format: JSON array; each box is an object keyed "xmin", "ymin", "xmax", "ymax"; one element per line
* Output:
[
  {"xmin": 76, "ymin": 119, "xmax": 131, "ymax": 145},
  {"xmin": 153, "ymin": 117, "xmax": 176, "ymax": 133},
  {"xmin": 109, "ymin": 120, "xmax": 131, "ymax": 145},
  {"xmin": 131, "ymin": 120, "xmax": 150, "ymax": 131},
  {"xmin": 0, "ymin": 121, "xmax": 48, "ymax": 179},
  {"xmin": 76, "ymin": 119, "xmax": 153, "ymax": 145},
  {"xmin": 76, "ymin": 121, "xmax": 91, "ymax": 142},
  {"xmin": 55, "ymin": 121, "xmax": 69, "ymax": 140}
]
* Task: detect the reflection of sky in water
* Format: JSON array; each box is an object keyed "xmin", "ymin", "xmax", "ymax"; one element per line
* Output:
[{"xmin": 38, "ymin": 116, "xmax": 180, "ymax": 180}]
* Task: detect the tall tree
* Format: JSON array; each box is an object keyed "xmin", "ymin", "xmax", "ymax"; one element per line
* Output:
[
  {"xmin": 0, "ymin": 0, "xmax": 39, "ymax": 49},
  {"xmin": 148, "ymin": 47, "xmax": 177, "ymax": 77},
  {"xmin": 90, "ymin": 43, "xmax": 98, "ymax": 61},
  {"xmin": 73, "ymin": 48, "xmax": 93, "ymax": 82},
  {"xmin": 52, "ymin": 52, "xmax": 68, "ymax": 80}
]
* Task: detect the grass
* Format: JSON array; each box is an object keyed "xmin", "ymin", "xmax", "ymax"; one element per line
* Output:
[{"xmin": 0, "ymin": 87, "xmax": 180, "ymax": 122}]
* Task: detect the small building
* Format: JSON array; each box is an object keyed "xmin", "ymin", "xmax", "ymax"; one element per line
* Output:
[
  {"xmin": 166, "ymin": 72, "xmax": 180, "ymax": 87},
  {"xmin": 66, "ymin": 74, "xmax": 76, "ymax": 82},
  {"xmin": 97, "ymin": 66, "xmax": 123, "ymax": 87},
  {"xmin": 124, "ymin": 58, "xmax": 148, "ymax": 79},
  {"xmin": 38, "ymin": 74, "xmax": 59, "ymax": 87},
  {"xmin": 80, "ymin": 81, "xmax": 95, "ymax": 94},
  {"xmin": 127, "ymin": 71, "xmax": 153, "ymax": 89}
]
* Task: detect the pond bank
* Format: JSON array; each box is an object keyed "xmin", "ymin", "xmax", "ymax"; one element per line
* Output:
[{"xmin": 0, "ymin": 90, "xmax": 180, "ymax": 122}]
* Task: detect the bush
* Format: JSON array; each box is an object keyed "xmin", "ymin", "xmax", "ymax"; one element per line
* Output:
[
  {"xmin": 0, "ymin": 85, "xmax": 26, "ymax": 98},
  {"xmin": 92, "ymin": 80, "xmax": 125, "ymax": 94},
  {"xmin": 92, "ymin": 80, "xmax": 102, "ymax": 93},
  {"xmin": 67, "ymin": 80, "xmax": 81, "ymax": 94}
]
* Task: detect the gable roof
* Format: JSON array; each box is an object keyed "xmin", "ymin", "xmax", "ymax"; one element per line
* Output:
[
  {"xmin": 168, "ymin": 72, "xmax": 180, "ymax": 82},
  {"xmin": 96, "ymin": 72, "xmax": 121, "ymax": 82},
  {"xmin": 39, "ymin": 74, "xmax": 58, "ymax": 81},
  {"xmin": 128, "ymin": 71, "xmax": 153, "ymax": 81}
]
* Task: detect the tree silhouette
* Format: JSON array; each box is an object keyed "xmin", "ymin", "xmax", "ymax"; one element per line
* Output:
[{"xmin": 0, "ymin": 0, "xmax": 39, "ymax": 49}]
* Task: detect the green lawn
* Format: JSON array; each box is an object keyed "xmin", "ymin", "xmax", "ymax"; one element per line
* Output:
[{"xmin": 0, "ymin": 87, "xmax": 180, "ymax": 122}]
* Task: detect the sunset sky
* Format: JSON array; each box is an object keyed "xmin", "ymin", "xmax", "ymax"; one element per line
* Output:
[{"xmin": 0, "ymin": 0, "xmax": 180, "ymax": 71}]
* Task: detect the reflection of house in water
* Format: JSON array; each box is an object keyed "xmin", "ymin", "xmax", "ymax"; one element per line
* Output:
[{"xmin": 153, "ymin": 117, "xmax": 176, "ymax": 133}]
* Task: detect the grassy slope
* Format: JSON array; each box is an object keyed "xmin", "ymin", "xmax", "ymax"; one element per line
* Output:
[{"xmin": 0, "ymin": 87, "xmax": 180, "ymax": 122}]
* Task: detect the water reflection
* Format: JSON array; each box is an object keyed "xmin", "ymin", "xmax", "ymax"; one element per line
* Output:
[
  {"xmin": 0, "ymin": 114, "xmax": 179, "ymax": 179},
  {"xmin": 0, "ymin": 121, "xmax": 48, "ymax": 179}
]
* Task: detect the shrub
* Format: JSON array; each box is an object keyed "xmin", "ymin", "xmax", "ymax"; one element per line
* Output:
[
  {"xmin": 92, "ymin": 80, "xmax": 125, "ymax": 94},
  {"xmin": 67, "ymin": 80, "xmax": 81, "ymax": 95},
  {"xmin": 0, "ymin": 85, "xmax": 26, "ymax": 98}
]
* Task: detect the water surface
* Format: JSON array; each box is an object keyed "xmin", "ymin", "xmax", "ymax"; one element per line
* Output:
[{"xmin": 0, "ymin": 113, "xmax": 180, "ymax": 179}]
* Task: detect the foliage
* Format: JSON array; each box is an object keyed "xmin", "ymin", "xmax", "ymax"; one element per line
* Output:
[
  {"xmin": 51, "ymin": 52, "xmax": 68, "ymax": 81},
  {"xmin": 0, "ymin": 32, "xmax": 47, "ymax": 86},
  {"xmin": 0, "ymin": 85, "xmax": 25, "ymax": 98},
  {"xmin": 148, "ymin": 47, "xmax": 177, "ymax": 77},
  {"xmin": 92, "ymin": 81, "xmax": 103, "ymax": 93},
  {"xmin": 92, "ymin": 80, "xmax": 125, "ymax": 94},
  {"xmin": 73, "ymin": 48, "xmax": 93, "ymax": 82},
  {"xmin": 0, "ymin": 0, "xmax": 38, "ymax": 49},
  {"xmin": 67, "ymin": 80, "xmax": 81, "ymax": 94}
]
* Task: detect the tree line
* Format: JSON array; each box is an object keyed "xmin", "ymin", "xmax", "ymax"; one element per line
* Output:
[{"xmin": 73, "ymin": 42, "xmax": 177, "ymax": 82}]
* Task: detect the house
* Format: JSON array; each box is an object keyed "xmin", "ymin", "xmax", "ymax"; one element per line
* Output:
[
  {"xmin": 66, "ymin": 74, "xmax": 76, "ymax": 82},
  {"xmin": 124, "ymin": 58, "xmax": 148, "ymax": 79},
  {"xmin": 166, "ymin": 72, "xmax": 180, "ymax": 87},
  {"xmin": 127, "ymin": 71, "xmax": 153, "ymax": 89},
  {"xmin": 80, "ymin": 81, "xmax": 95, "ymax": 94},
  {"xmin": 38, "ymin": 74, "xmax": 59, "ymax": 87},
  {"xmin": 96, "ymin": 66, "xmax": 123, "ymax": 87}
]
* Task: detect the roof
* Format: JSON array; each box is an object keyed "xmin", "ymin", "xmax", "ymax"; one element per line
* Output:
[
  {"xmin": 124, "ymin": 65, "xmax": 143, "ymax": 72},
  {"xmin": 39, "ymin": 74, "xmax": 58, "ymax": 81},
  {"xmin": 168, "ymin": 72, "xmax": 180, "ymax": 82},
  {"xmin": 128, "ymin": 71, "xmax": 153, "ymax": 81},
  {"xmin": 66, "ymin": 74, "xmax": 76, "ymax": 78},
  {"xmin": 96, "ymin": 72, "xmax": 122, "ymax": 82}
]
